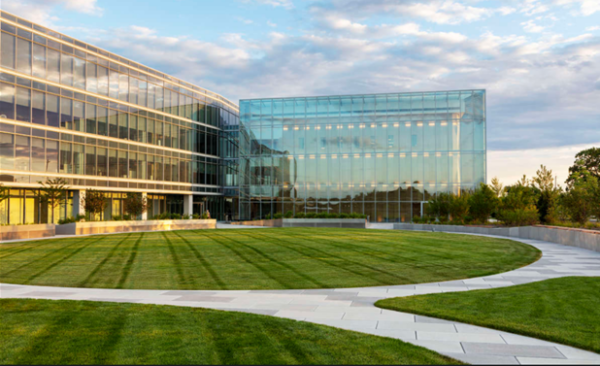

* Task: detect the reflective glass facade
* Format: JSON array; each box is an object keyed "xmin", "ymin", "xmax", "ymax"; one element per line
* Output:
[
  {"xmin": 239, "ymin": 91, "xmax": 486, "ymax": 222},
  {"xmin": 0, "ymin": 11, "xmax": 239, "ymax": 223}
]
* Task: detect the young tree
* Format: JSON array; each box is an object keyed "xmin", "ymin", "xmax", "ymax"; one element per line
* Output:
[
  {"xmin": 468, "ymin": 183, "xmax": 498, "ymax": 223},
  {"xmin": 426, "ymin": 192, "xmax": 452, "ymax": 220},
  {"xmin": 449, "ymin": 190, "xmax": 471, "ymax": 223},
  {"xmin": 0, "ymin": 183, "xmax": 8, "ymax": 223},
  {"xmin": 563, "ymin": 170, "xmax": 600, "ymax": 224},
  {"xmin": 490, "ymin": 177, "xmax": 505, "ymax": 198},
  {"xmin": 532, "ymin": 165, "xmax": 560, "ymax": 223},
  {"xmin": 82, "ymin": 189, "xmax": 107, "ymax": 221},
  {"xmin": 567, "ymin": 147, "xmax": 599, "ymax": 184},
  {"xmin": 38, "ymin": 178, "xmax": 69, "ymax": 224},
  {"xmin": 123, "ymin": 192, "xmax": 147, "ymax": 220}
]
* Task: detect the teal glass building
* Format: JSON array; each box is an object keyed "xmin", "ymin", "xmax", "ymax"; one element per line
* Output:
[{"xmin": 239, "ymin": 91, "xmax": 486, "ymax": 222}]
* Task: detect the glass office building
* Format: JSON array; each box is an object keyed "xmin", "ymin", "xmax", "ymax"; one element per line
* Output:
[
  {"xmin": 239, "ymin": 91, "xmax": 486, "ymax": 222},
  {"xmin": 0, "ymin": 10, "xmax": 487, "ymax": 224},
  {"xmin": 0, "ymin": 11, "xmax": 240, "ymax": 224}
]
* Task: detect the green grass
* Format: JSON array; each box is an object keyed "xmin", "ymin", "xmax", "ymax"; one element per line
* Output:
[
  {"xmin": 0, "ymin": 228, "xmax": 540, "ymax": 290},
  {"xmin": 0, "ymin": 298, "xmax": 463, "ymax": 365},
  {"xmin": 376, "ymin": 277, "xmax": 600, "ymax": 353}
]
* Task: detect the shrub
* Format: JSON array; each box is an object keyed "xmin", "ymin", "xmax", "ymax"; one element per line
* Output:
[
  {"xmin": 468, "ymin": 183, "xmax": 498, "ymax": 223},
  {"xmin": 449, "ymin": 191, "xmax": 471, "ymax": 222},
  {"xmin": 273, "ymin": 213, "xmax": 283, "ymax": 219},
  {"xmin": 498, "ymin": 205, "xmax": 539, "ymax": 226},
  {"xmin": 328, "ymin": 213, "xmax": 340, "ymax": 218},
  {"xmin": 123, "ymin": 214, "xmax": 131, "ymax": 221},
  {"xmin": 284, "ymin": 211, "xmax": 293, "ymax": 218},
  {"xmin": 171, "ymin": 213, "xmax": 182, "ymax": 220},
  {"xmin": 426, "ymin": 192, "xmax": 452, "ymax": 220},
  {"xmin": 192, "ymin": 213, "xmax": 200, "ymax": 219},
  {"xmin": 58, "ymin": 216, "xmax": 77, "ymax": 225},
  {"xmin": 112, "ymin": 215, "xmax": 122, "ymax": 221},
  {"xmin": 295, "ymin": 212, "xmax": 306, "ymax": 218},
  {"xmin": 305, "ymin": 212, "xmax": 317, "ymax": 218},
  {"xmin": 201, "ymin": 212, "xmax": 209, "ymax": 219},
  {"xmin": 316, "ymin": 212, "xmax": 329, "ymax": 218},
  {"xmin": 339, "ymin": 213, "xmax": 350, "ymax": 219}
]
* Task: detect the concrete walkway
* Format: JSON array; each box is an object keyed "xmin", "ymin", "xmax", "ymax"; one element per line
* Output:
[{"xmin": 2, "ymin": 231, "xmax": 600, "ymax": 364}]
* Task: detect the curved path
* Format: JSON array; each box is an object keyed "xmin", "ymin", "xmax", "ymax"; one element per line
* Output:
[{"xmin": 2, "ymin": 227, "xmax": 600, "ymax": 365}]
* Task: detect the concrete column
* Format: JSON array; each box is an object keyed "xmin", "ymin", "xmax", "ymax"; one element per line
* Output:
[
  {"xmin": 141, "ymin": 192, "xmax": 148, "ymax": 220},
  {"xmin": 183, "ymin": 194, "xmax": 193, "ymax": 218},
  {"xmin": 72, "ymin": 190, "xmax": 85, "ymax": 218}
]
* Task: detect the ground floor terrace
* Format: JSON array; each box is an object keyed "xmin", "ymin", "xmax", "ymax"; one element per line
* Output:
[{"xmin": 0, "ymin": 186, "xmax": 238, "ymax": 224}]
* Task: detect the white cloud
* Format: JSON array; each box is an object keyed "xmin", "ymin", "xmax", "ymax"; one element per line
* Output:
[
  {"xmin": 1, "ymin": 0, "xmax": 101, "ymax": 26},
  {"xmin": 553, "ymin": 0, "xmax": 600, "ymax": 16},
  {"xmin": 243, "ymin": 0, "xmax": 294, "ymax": 9},
  {"xmin": 521, "ymin": 19, "xmax": 546, "ymax": 33},
  {"xmin": 236, "ymin": 17, "xmax": 254, "ymax": 25},
  {"xmin": 586, "ymin": 26, "xmax": 600, "ymax": 31},
  {"xmin": 267, "ymin": 21, "xmax": 277, "ymax": 27}
]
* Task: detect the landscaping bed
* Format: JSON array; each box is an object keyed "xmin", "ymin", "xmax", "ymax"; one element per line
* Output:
[
  {"xmin": 0, "ymin": 228, "xmax": 540, "ymax": 290},
  {"xmin": 0, "ymin": 298, "xmax": 461, "ymax": 365},
  {"xmin": 376, "ymin": 276, "xmax": 600, "ymax": 354}
]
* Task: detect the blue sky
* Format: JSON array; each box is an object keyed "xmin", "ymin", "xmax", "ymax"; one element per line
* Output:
[{"xmin": 2, "ymin": 0, "xmax": 600, "ymax": 184}]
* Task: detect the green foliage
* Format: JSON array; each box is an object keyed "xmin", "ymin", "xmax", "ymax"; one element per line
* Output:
[
  {"xmin": 339, "ymin": 213, "xmax": 350, "ymax": 219},
  {"xmin": 295, "ymin": 212, "xmax": 306, "ymax": 218},
  {"xmin": 38, "ymin": 178, "xmax": 69, "ymax": 223},
  {"xmin": 264, "ymin": 213, "xmax": 272, "ymax": 219},
  {"xmin": 490, "ymin": 176, "xmax": 505, "ymax": 197},
  {"xmin": 201, "ymin": 212, "xmax": 209, "ymax": 219},
  {"xmin": 82, "ymin": 189, "xmax": 107, "ymax": 221},
  {"xmin": 192, "ymin": 213, "xmax": 200, "ymax": 219},
  {"xmin": 273, "ymin": 213, "xmax": 283, "ymax": 219},
  {"xmin": 284, "ymin": 210, "xmax": 293, "ymax": 218},
  {"xmin": 531, "ymin": 165, "xmax": 560, "ymax": 223},
  {"xmin": 449, "ymin": 190, "xmax": 471, "ymax": 223},
  {"xmin": 567, "ymin": 147, "xmax": 600, "ymax": 185},
  {"xmin": 171, "ymin": 213, "xmax": 182, "ymax": 220},
  {"xmin": 498, "ymin": 206, "xmax": 539, "ymax": 226},
  {"xmin": 0, "ymin": 183, "xmax": 8, "ymax": 204},
  {"xmin": 426, "ymin": 192, "xmax": 452, "ymax": 220},
  {"xmin": 562, "ymin": 171, "xmax": 600, "ymax": 224},
  {"xmin": 305, "ymin": 212, "xmax": 317, "ymax": 218},
  {"xmin": 112, "ymin": 215, "xmax": 122, "ymax": 221},
  {"xmin": 123, "ymin": 193, "xmax": 147, "ymax": 220},
  {"xmin": 468, "ymin": 183, "xmax": 498, "ymax": 223}
]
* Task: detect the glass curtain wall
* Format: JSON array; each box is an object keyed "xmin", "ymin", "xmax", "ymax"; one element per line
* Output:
[{"xmin": 239, "ymin": 90, "xmax": 486, "ymax": 222}]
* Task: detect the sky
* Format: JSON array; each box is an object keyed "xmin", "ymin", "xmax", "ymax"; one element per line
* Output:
[{"xmin": 2, "ymin": 0, "xmax": 599, "ymax": 187}]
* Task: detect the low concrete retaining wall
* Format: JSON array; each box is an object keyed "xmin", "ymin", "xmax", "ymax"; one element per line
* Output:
[
  {"xmin": 230, "ymin": 219, "xmax": 283, "ymax": 227},
  {"xmin": 283, "ymin": 218, "xmax": 367, "ymax": 228},
  {"xmin": 393, "ymin": 223, "xmax": 600, "ymax": 252},
  {"xmin": 1, "ymin": 224, "xmax": 56, "ymax": 241},
  {"xmin": 230, "ymin": 218, "xmax": 368, "ymax": 228},
  {"xmin": 56, "ymin": 219, "xmax": 216, "ymax": 235}
]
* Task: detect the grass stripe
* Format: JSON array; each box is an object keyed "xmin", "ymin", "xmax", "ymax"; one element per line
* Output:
[
  {"xmin": 116, "ymin": 233, "xmax": 144, "ymax": 289},
  {"xmin": 171, "ymin": 231, "xmax": 227, "ymax": 290}
]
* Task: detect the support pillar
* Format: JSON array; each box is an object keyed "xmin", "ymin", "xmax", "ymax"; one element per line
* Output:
[
  {"xmin": 141, "ymin": 192, "xmax": 148, "ymax": 220},
  {"xmin": 183, "ymin": 194, "xmax": 193, "ymax": 218},
  {"xmin": 72, "ymin": 190, "xmax": 85, "ymax": 218}
]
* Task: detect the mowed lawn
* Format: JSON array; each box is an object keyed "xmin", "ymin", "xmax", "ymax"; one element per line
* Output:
[
  {"xmin": 0, "ymin": 228, "xmax": 540, "ymax": 290},
  {"xmin": 376, "ymin": 277, "xmax": 600, "ymax": 353},
  {"xmin": 0, "ymin": 299, "xmax": 462, "ymax": 365}
]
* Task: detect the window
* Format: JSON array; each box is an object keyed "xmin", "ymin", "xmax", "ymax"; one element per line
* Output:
[
  {"xmin": 73, "ymin": 57, "xmax": 85, "ymax": 90},
  {"xmin": 0, "ymin": 133, "xmax": 15, "ymax": 170},
  {"xmin": 32, "ymin": 138, "xmax": 45, "ymax": 172},
  {"xmin": 1, "ymin": 33, "xmax": 15, "ymax": 69},
  {"xmin": 31, "ymin": 91, "xmax": 45, "ymax": 125},
  {"xmin": 0, "ymin": 83, "xmax": 15, "ymax": 119},
  {"xmin": 47, "ymin": 48, "xmax": 60, "ymax": 82},
  {"xmin": 61, "ymin": 54, "xmax": 73, "ymax": 86},
  {"xmin": 32, "ymin": 44, "xmax": 46, "ymax": 78},
  {"xmin": 16, "ymin": 88, "xmax": 31, "ymax": 122},
  {"xmin": 86, "ymin": 62, "xmax": 97, "ymax": 93},
  {"xmin": 16, "ymin": 39, "xmax": 32, "ymax": 74}
]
